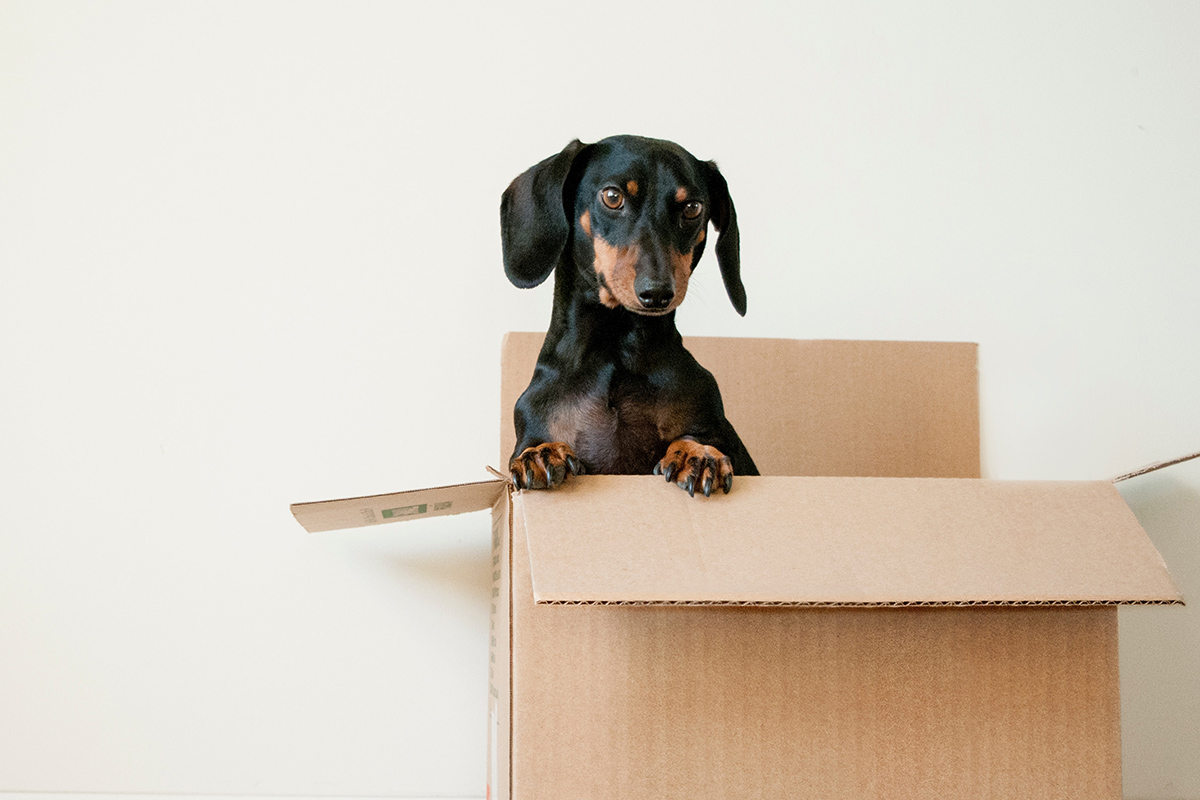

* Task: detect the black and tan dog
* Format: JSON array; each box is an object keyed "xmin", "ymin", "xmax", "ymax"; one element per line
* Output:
[{"xmin": 501, "ymin": 135, "xmax": 757, "ymax": 497}]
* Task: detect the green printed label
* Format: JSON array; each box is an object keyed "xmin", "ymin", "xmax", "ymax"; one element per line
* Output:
[
  {"xmin": 382, "ymin": 503, "xmax": 427, "ymax": 519},
  {"xmin": 434, "ymin": 501, "xmax": 452, "ymax": 511}
]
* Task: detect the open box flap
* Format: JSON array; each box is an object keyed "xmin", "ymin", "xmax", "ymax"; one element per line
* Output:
[
  {"xmin": 291, "ymin": 479, "xmax": 506, "ymax": 533},
  {"xmin": 516, "ymin": 475, "xmax": 1182, "ymax": 607}
]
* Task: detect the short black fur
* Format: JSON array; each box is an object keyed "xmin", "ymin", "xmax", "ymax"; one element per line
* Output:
[{"xmin": 501, "ymin": 135, "xmax": 758, "ymax": 496}]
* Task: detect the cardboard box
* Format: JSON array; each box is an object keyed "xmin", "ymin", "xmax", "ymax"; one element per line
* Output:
[{"xmin": 292, "ymin": 333, "xmax": 1182, "ymax": 800}]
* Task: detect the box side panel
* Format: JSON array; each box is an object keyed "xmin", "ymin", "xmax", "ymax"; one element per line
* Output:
[
  {"xmin": 512, "ymin": 598, "xmax": 1120, "ymax": 799},
  {"xmin": 684, "ymin": 337, "xmax": 980, "ymax": 479},
  {"xmin": 500, "ymin": 332, "xmax": 544, "ymax": 465},
  {"xmin": 486, "ymin": 490, "xmax": 512, "ymax": 800},
  {"xmin": 499, "ymin": 334, "xmax": 980, "ymax": 479}
]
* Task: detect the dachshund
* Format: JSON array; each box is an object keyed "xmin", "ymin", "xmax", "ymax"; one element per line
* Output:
[{"xmin": 501, "ymin": 135, "xmax": 757, "ymax": 497}]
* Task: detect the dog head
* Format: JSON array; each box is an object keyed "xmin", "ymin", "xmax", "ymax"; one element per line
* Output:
[{"xmin": 500, "ymin": 135, "xmax": 746, "ymax": 316}]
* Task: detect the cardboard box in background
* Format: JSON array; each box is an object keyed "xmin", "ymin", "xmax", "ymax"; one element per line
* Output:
[{"xmin": 292, "ymin": 333, "xmax": 1182, "ymax": 800}]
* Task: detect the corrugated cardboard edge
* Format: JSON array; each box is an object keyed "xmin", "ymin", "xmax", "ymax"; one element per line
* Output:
[
  {"xmin": 485, "ymin": 482, "xmax": 514, "ymax": 800},
  {"xmin": 1112, "ymin": 449, "xmax": 1200, "ymax": 483},
  {"xmin": 290, "ymin": 478, "xmax": 505, "ymax": 533},
  {"xmin": 533, "ymin": 598, "xmax": 1180, "ymax": 607}
]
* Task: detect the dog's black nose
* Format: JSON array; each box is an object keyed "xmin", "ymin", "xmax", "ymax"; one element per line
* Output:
[{"xmin": 637, "ymin": 284, "xmax": 675, "ymax": 310}]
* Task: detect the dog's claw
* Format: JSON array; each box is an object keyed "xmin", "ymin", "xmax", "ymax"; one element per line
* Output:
[
  {"xmin": 510, "ymin": 442, "xmax": 579, "ymax": 490},
  {"xmin": 654, "ymin": 438, "xmax": 735, "ymax": 499}
]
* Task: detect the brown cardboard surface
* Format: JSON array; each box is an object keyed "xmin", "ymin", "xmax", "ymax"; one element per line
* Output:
[
  {"xmin": 290, "ymin": 479, "xmax": 503, "ymax": 533},
  {"xmin": 292, "ymin": 334, "xmax": 1182, "ymax": 799},
  {"xmin": 486, "ymin": 490, "xmax": 511, "ymax": 800},
  {"xmin": 516, "ymin": 475, "xmax": 1182, "ymax": 606},
  {"xmin": 507, "ymin": 495, "xmax": 1124, "ymax": 799},
  {"xmin": 500, "ymin": 333, "xmax": 981, "ymax": 478}
]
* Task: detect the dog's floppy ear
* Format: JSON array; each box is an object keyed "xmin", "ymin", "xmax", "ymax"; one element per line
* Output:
[
  {"xmin": 703, "ymin": 160, "xmax": 746, "ymax": 316},
  {"xmin": 500, "ymin": 139, "xmax": 587, "ymax": 288}
]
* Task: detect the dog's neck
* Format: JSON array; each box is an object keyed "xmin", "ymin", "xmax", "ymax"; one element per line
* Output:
[{"xmin": 544, "ymin": 264, "xmax": 682, "ymax": 376}]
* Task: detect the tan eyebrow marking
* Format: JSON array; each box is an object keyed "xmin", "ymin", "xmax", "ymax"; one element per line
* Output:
[
  {"xmin": 626, "ymin": 180, "xmax": 639, "ymax": 196},
  {"xmin": 675, "ymin": 187, "xmax": 689, "ymax": 202}
]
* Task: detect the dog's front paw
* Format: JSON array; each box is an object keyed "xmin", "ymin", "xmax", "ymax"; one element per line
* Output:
[
  {"xmin": 509, "ymin": 442, "xmax": 584, "ymax": 490},
  {"xmin": 653, "ymin": 437, "xmax": 734, "ymax": 497}
]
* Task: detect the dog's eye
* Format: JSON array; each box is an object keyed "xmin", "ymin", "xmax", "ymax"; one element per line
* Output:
[
  {"xmin": 600, "ymin": 187, "xmax": 624, "ymax": 210},
  {"xmin": 682, "ymin": 200, "xmax": 704, "ymax": 220}
]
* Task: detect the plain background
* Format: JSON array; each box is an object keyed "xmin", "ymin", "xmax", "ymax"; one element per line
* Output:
[{"xmin": 1, "ymin": 2, "xmax": 1198, "ymax": 798}]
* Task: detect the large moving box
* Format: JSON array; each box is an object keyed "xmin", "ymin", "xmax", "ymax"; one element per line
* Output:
[{"xmin": 293, "ymin": 334, "xmax": 1181, "ymax": 799}]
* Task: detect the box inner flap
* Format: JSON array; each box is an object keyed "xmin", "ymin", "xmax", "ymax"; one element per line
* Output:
[
  {"xmin": 291, "ymin": 479, "xmax": 505, "ymax": 533},
  {"xmin": 501, "ymin": 333, "xmax": 981, "ymax": 479},
  {"xmin": 517, "ymin": 475, "xmax": 1181, "ymax": 606}
]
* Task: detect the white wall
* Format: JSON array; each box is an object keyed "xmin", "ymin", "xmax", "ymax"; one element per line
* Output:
[{"xmin": 1, "ymin": 2, "xmax": 1197, "ymax": 798}]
